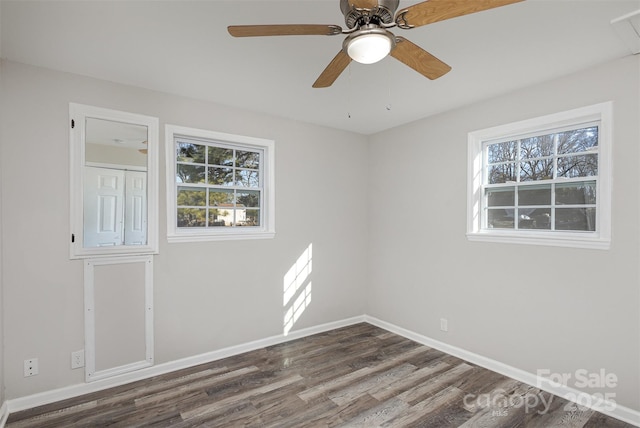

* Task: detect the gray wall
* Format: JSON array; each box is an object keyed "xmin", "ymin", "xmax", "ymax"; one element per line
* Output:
[
  {"xmin": 0, "ymin": 60, "xmax": 368, "ymax": 399},
  {"xmin": 1, "ymin": 53, "xmax": 639, "ymax": 414},
  {"xmin": 367, "ymin": 55, "xmax": 640, "ymax": 410}
]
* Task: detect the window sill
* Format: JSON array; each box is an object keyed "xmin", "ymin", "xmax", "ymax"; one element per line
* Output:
[
  {"xmin": 168, "ymin": 230, "xmax": 275, "ymax": 243},
  {"xmin": 466, "ymin": 231, "xmax": 610, "ymax": 250}
]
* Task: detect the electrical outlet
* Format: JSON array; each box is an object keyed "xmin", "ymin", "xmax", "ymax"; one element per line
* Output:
[
  {"xmin": 24, "ymin": 358, "xmax": 39, "ymax": 377},
  {"xmin": 71, "ymin": 350, "xmax": 85, "ymax": 369},
  {"xmin": 440, "ymin": 318, "xmax": 448, "ymax": 332}
]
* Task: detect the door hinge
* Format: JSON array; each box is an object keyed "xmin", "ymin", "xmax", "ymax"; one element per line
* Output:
[
  {"xmin": 71, "ymin": 233, "xmax": 75, "ymax": 243},
  {"xmin": 71, "ymin": 119, "xmax": 75, "ymax": 129}
]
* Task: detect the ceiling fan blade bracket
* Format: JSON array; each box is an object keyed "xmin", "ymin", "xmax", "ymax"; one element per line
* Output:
[
  {"xmin": 395, "ymin": 10, "xmax": 414, "ymax": 29},
  {"xmin": 327, "ymin": 25, "xmax": 343, "ymax": 35}
]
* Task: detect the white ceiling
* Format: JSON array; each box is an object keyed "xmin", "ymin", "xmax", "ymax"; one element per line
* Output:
[{"xmin": 1, "ymin": 0, "xmax": 638, "ymax": 135}]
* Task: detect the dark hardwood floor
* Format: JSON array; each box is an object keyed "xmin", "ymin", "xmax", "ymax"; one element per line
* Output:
[{"xmin": 6, "ymin": 323, "xmax": 633, "ymax": 427}]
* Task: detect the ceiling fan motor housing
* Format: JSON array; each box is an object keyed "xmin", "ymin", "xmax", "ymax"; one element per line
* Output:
[{"xmin": 340, "ymin": 0, "xmax": 400, "ymax": 29}]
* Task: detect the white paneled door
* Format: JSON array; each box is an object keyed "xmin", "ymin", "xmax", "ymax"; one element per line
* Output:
[{"xmin": 84, "ymin": 167, "xmax": 147, "ymax": 247}]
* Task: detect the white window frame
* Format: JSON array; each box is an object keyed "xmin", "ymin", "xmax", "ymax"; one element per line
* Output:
[
  {"xmin": 165, "ymin": 125, "xmax": 275, "ymax": 242},
  {"xmin": 467, "ymin": 102, "xmax": 612, "ymax": 249}
]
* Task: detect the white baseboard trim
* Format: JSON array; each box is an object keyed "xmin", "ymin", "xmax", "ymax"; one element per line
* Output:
[
  {"xmin": 5, "ymin": 315, "xmax": 366, "ymax": 415},
  {"xmin": 364, "ymin": 315, "xmax": 640, "ymax": 427},
  {"xmin": 5, "ymin": 314, "xmax": 639, "ymax": 427},
  {"xmin": 0, "ymin": 401, "xmax": 9, "ymax": 428}
]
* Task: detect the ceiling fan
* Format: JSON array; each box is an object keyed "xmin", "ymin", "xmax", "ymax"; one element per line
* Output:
[{"xmin": 228, "ymin": 0, "xmax": 523, "ymax": 88}]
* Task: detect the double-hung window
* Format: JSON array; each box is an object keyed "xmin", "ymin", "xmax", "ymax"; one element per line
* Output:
[
  {"xmin": 166, "ymin": 125, "xmax": 275, "ymax": 242},
  {"xmin": 467, "ymin": 102, "xmax": 612, "ymax": 249}
]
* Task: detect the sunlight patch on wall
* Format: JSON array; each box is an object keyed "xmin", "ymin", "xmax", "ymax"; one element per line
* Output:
[{"xmin": 283, "ymin": 243, "xmax": 313, "ymax": 335}]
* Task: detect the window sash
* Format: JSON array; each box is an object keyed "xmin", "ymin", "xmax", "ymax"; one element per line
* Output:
[
  {"xmin": 480, "ymin": 123, "xmax": 600, "ymax": 233},
  {"xmin": 174, "ymin": 137, "xmax": 264, "ymax": 229}
]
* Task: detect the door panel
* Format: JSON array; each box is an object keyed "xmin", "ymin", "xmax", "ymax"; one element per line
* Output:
[
  {"xmin": 84, "ymin": 167, "xmax": 124, "ymax": 247},
  {"xmin": 124, "ymin": 171, "xmax": 147, "ymax": 245}
]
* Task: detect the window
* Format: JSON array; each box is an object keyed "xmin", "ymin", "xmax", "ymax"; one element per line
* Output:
[
  {"xmin": 467, "ymin": 102, "xmax": 612, "ymax": 249},
  {"xmin": 165, "ymin": 125, "xmax": 275, "ymax": 242}
]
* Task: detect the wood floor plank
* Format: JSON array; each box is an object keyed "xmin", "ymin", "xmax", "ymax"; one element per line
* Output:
[
  {"xmin": 5, "ymin": 401, "xmax": 98, "ymax": 428},
  {"xmin": 298, "ymin": 393, "xmax": 381, "ymax": 427},
  {"xmin": 134, "ymin": 366, "xmax": 260, "ymax": 407},
  {"xmin": 399, "ymin": 362, "xmax": 475, "ymax": 405},
  {"xmin": 180, "ymin": 374, "xmax": 303, "ymax": 420},
  {"xmin": 370, "ymin": 360, "xmax": 451, "ymax": 401},
  {"xmin": 297, "ymin": 366, "xmax": 373, "ymax": 402},
  {"xmin": 336, "ymin": 396, "xmax": 410, "ymax": 427},
  {"xmin": 383, "ymin": 384, "xmax": 466, "ymax": 427},
  {"xmin": 6, "ymin": 323, "xmax": 635, "ymax": 428},
  {"xmin": 329, "ymin": 363, "xmax": 417, "ymax": 406}
]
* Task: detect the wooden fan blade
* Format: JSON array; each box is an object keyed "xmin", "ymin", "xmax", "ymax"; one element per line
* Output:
[
  {"xmin": 313, "ymin": 50, "xmax": 352, "ymax": 88},
  {"xmin": 396, "ymin": 0, "xmax": 523, "ymax": 28},
  {"xmin": 390, "ymin": 36, "xmax": 451, "ymax": 80},
  {"xmin": 349, "ymin": 0, "xmax": 378, "ymax": 9},
  {"xmin": 228, "ymin": 24, "xmax": 342, "ymax": 37}
]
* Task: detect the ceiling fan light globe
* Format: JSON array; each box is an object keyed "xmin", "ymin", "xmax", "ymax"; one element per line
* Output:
[{"xmin": 347, "ymin": 33, "xmax": 392, "ymax": 64}]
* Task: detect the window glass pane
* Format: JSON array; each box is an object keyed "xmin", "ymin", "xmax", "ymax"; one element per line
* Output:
[
  {"xmin": 177, "ymin": 208, "xmax": 206, "ymax": 227},
  {"xmin": 231, "ymin": 208, "xmax": 247, "ymax": 226},
  {"xmin": 177, "ymin": 187, "xmax": 206, "ymax": 206},
  {"xmin": 555, "ymin": 208, "xmax": 596, "ymax": 231},
  {"xmin": 486, "ymin": 187, "xmax": 514, "ymax": 207},
  {"xmin": 557, "ymin": 154, "xmax": 598, "ymax": 178},
  {"xmin": 487, "ymin": 141, "xmax": 517, "ymax": 164},
  {"xmin": 488, "ymin": 164, "xmax": 516, "ymax": 184},
  {"xmin": 557, "ymin": 126, "xmax": 598, "ymax": 155},
  {"xmin": 237, "ymin": 190, "xmax": 260, "ymax": 208},
  {"xmin": 518, "ymin": 185, "xmax": 551, "ymax": 205},
  {"xmin": 519, "ymin": 208, "xmax": 551, "ymax": 230},
  {"xmin": 487, "ymin": 209, "xmax": 514, "ymax": 229},
  {"xmin": 177, "ymin": 164, "xmax": 205, "ymax": 184},
  {"xmin": 520, "ymin": 135, "xmax": 554, "ymax": 160},
  {"xmin": 520, "ymin": 159, "xmax": 553, "ymax": 181},
  {"xmin": 211, "ymin": 206, "xmax": 234, "ymax": 226},
  {"xmin": 208, "ymin": 147, "xmax": 233, "ymax": 166},
  {"xmin": 177, "ymin": 142, "xmax": 205, "ymax": 163},
  {"xmin": 556, "ymin": 181, "xmax": 596, "ymax": 205},
  {"xmin": 209, "ymin": 209, "xmax": 230, "ymax": 227},
  {"xmin": 236, "ymin": 170, "xmax": 260, "ymax": 187},
  {"xmin": 236, "ymin": 150, "xmax": 260, "ymax": 169},
  {"xmin": 208, "ymin": 167, "xmax": 233, "ymax": 186},
  {"xmin": 242, "ymin": 209, "xmax": 260, "ymax": 226},
  {"xmin": 209, "ymin": 189, "xmax": 234, "ymax": 207}
]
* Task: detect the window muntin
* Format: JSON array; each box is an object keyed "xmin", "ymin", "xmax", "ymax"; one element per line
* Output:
[
  {"xmin": 483, "ymin": 124, "xmax": 599, "ymax": 232},
  {"xmin": 165, "ymin": 125, "xmax": 275, "ymax": 242},
  {"xmin": 467, "ymin": 102, "xmax": 612, "ymax": 249}
]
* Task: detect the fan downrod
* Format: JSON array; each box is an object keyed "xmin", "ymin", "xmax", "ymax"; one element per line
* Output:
[{"xmin": 340, "ymin": 0, "xmax": 400, "ymax": 29}]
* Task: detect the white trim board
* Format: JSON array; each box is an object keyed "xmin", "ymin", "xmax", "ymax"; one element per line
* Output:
[
  {"xmin": 4, "ymin": 316, "xmax": 365, "ymax": 416},
  {"xmin": 0, "ymin": 401, "xmax": 9, "ymax": 428},
  {"xmin": 364, "ymin": 315, "xmax": 640, "ymax": 427}
]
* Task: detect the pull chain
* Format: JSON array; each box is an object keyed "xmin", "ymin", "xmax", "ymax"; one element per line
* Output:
[
  {"xmin": 386, "ymin": 59, "xmax": 392, "ymax": 111},
  {"xmin": 347, "ymin": 63, "xmax": 352, "ymax": 119}
]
